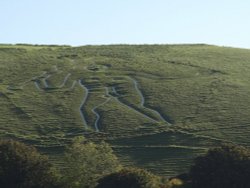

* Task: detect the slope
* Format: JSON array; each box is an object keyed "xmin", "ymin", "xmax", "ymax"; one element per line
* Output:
[{"xmin": 1, "ymin": 44, "xmax": 250, "ymax": 177}]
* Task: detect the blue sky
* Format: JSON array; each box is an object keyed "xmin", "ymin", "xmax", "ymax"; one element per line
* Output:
[{"xmin": 1, "ymin": 0, "xmax": 250, "ymax": 48}]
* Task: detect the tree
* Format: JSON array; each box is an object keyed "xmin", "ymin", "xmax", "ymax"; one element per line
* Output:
[
  {"xmin": 96, "ymin": 167, "xmax": 163, "ymax": 188},
  {"xmin": 189, "ymin": 144, "xmax": 250, "ymax": 188},
  {"xmin": 62, "ymin": 136, "xmax": 121, "ymax": 188},
  {"xmin": 0, "ymin": 139, "xmax": 59, "ymax": 188}
]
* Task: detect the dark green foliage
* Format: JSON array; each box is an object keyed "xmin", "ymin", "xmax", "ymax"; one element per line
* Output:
[
  {"xmin": 0, "ymin": 139, "xmax": 59, "ymax": 188},
  {"xmin": 189, "ymin": 144, "xmax": 250, "ymax": 188},
  {"xmin": 62, "ymin": 136, "xmax": 121, "ymax": 188},
  {"xmin": 96, "ymin": 167, "xmax": 163, "ymax": 188}
]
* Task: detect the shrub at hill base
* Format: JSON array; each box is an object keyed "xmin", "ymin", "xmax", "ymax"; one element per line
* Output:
[
  {"xmin": 62, "ymin": 136, "xmax": 121, "ymax": 188},
  {"xmin": 189, "ymin": 144, "xmax": 250, "ymax": 188},
  {"xmin": 96, "ymin": 167, "xmax": 164, "ymax": 188},
  {"xmin": 0, "ymin": 139, "xmax": 59, "ymax": 188}
]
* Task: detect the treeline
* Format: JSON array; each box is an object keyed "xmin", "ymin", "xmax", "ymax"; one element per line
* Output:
[
  {"xmin": 0, "ymin": 138, "xmax": 250, "ymax": 188},
  {"xmin": 15, "ymin": 43, "xmax": 71, "ymax": 47}
]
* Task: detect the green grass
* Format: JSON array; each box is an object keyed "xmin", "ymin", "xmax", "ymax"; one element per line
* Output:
[{"xmin": 1, "ymin": 44, "xmax": 250, "ymax": 177}]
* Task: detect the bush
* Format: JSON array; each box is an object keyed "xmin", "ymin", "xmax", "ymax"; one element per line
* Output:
[
  {"xmin": 189, "ymin": 144, "xmax": 250, "ymax": 188},
  {"xmin": 62, "ymin": 136, "xmax": 121, "ymax": 188},
  {"xmin": 0, "ymin": 139, "xmax": 59, "ymax": 188},
  {"xmin": 96, "ymin": 167, "xmax": 163, "ymax": 188}
]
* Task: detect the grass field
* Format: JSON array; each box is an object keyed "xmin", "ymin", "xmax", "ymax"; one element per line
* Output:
[{"xmin": 1, "ymin": 44, "xmax": 250, "ymax": 177}]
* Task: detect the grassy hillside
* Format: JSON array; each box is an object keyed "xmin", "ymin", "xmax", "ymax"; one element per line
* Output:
[{"xmin": 1, "ymin": 44, "xmax": 250, "ymax": 177}]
